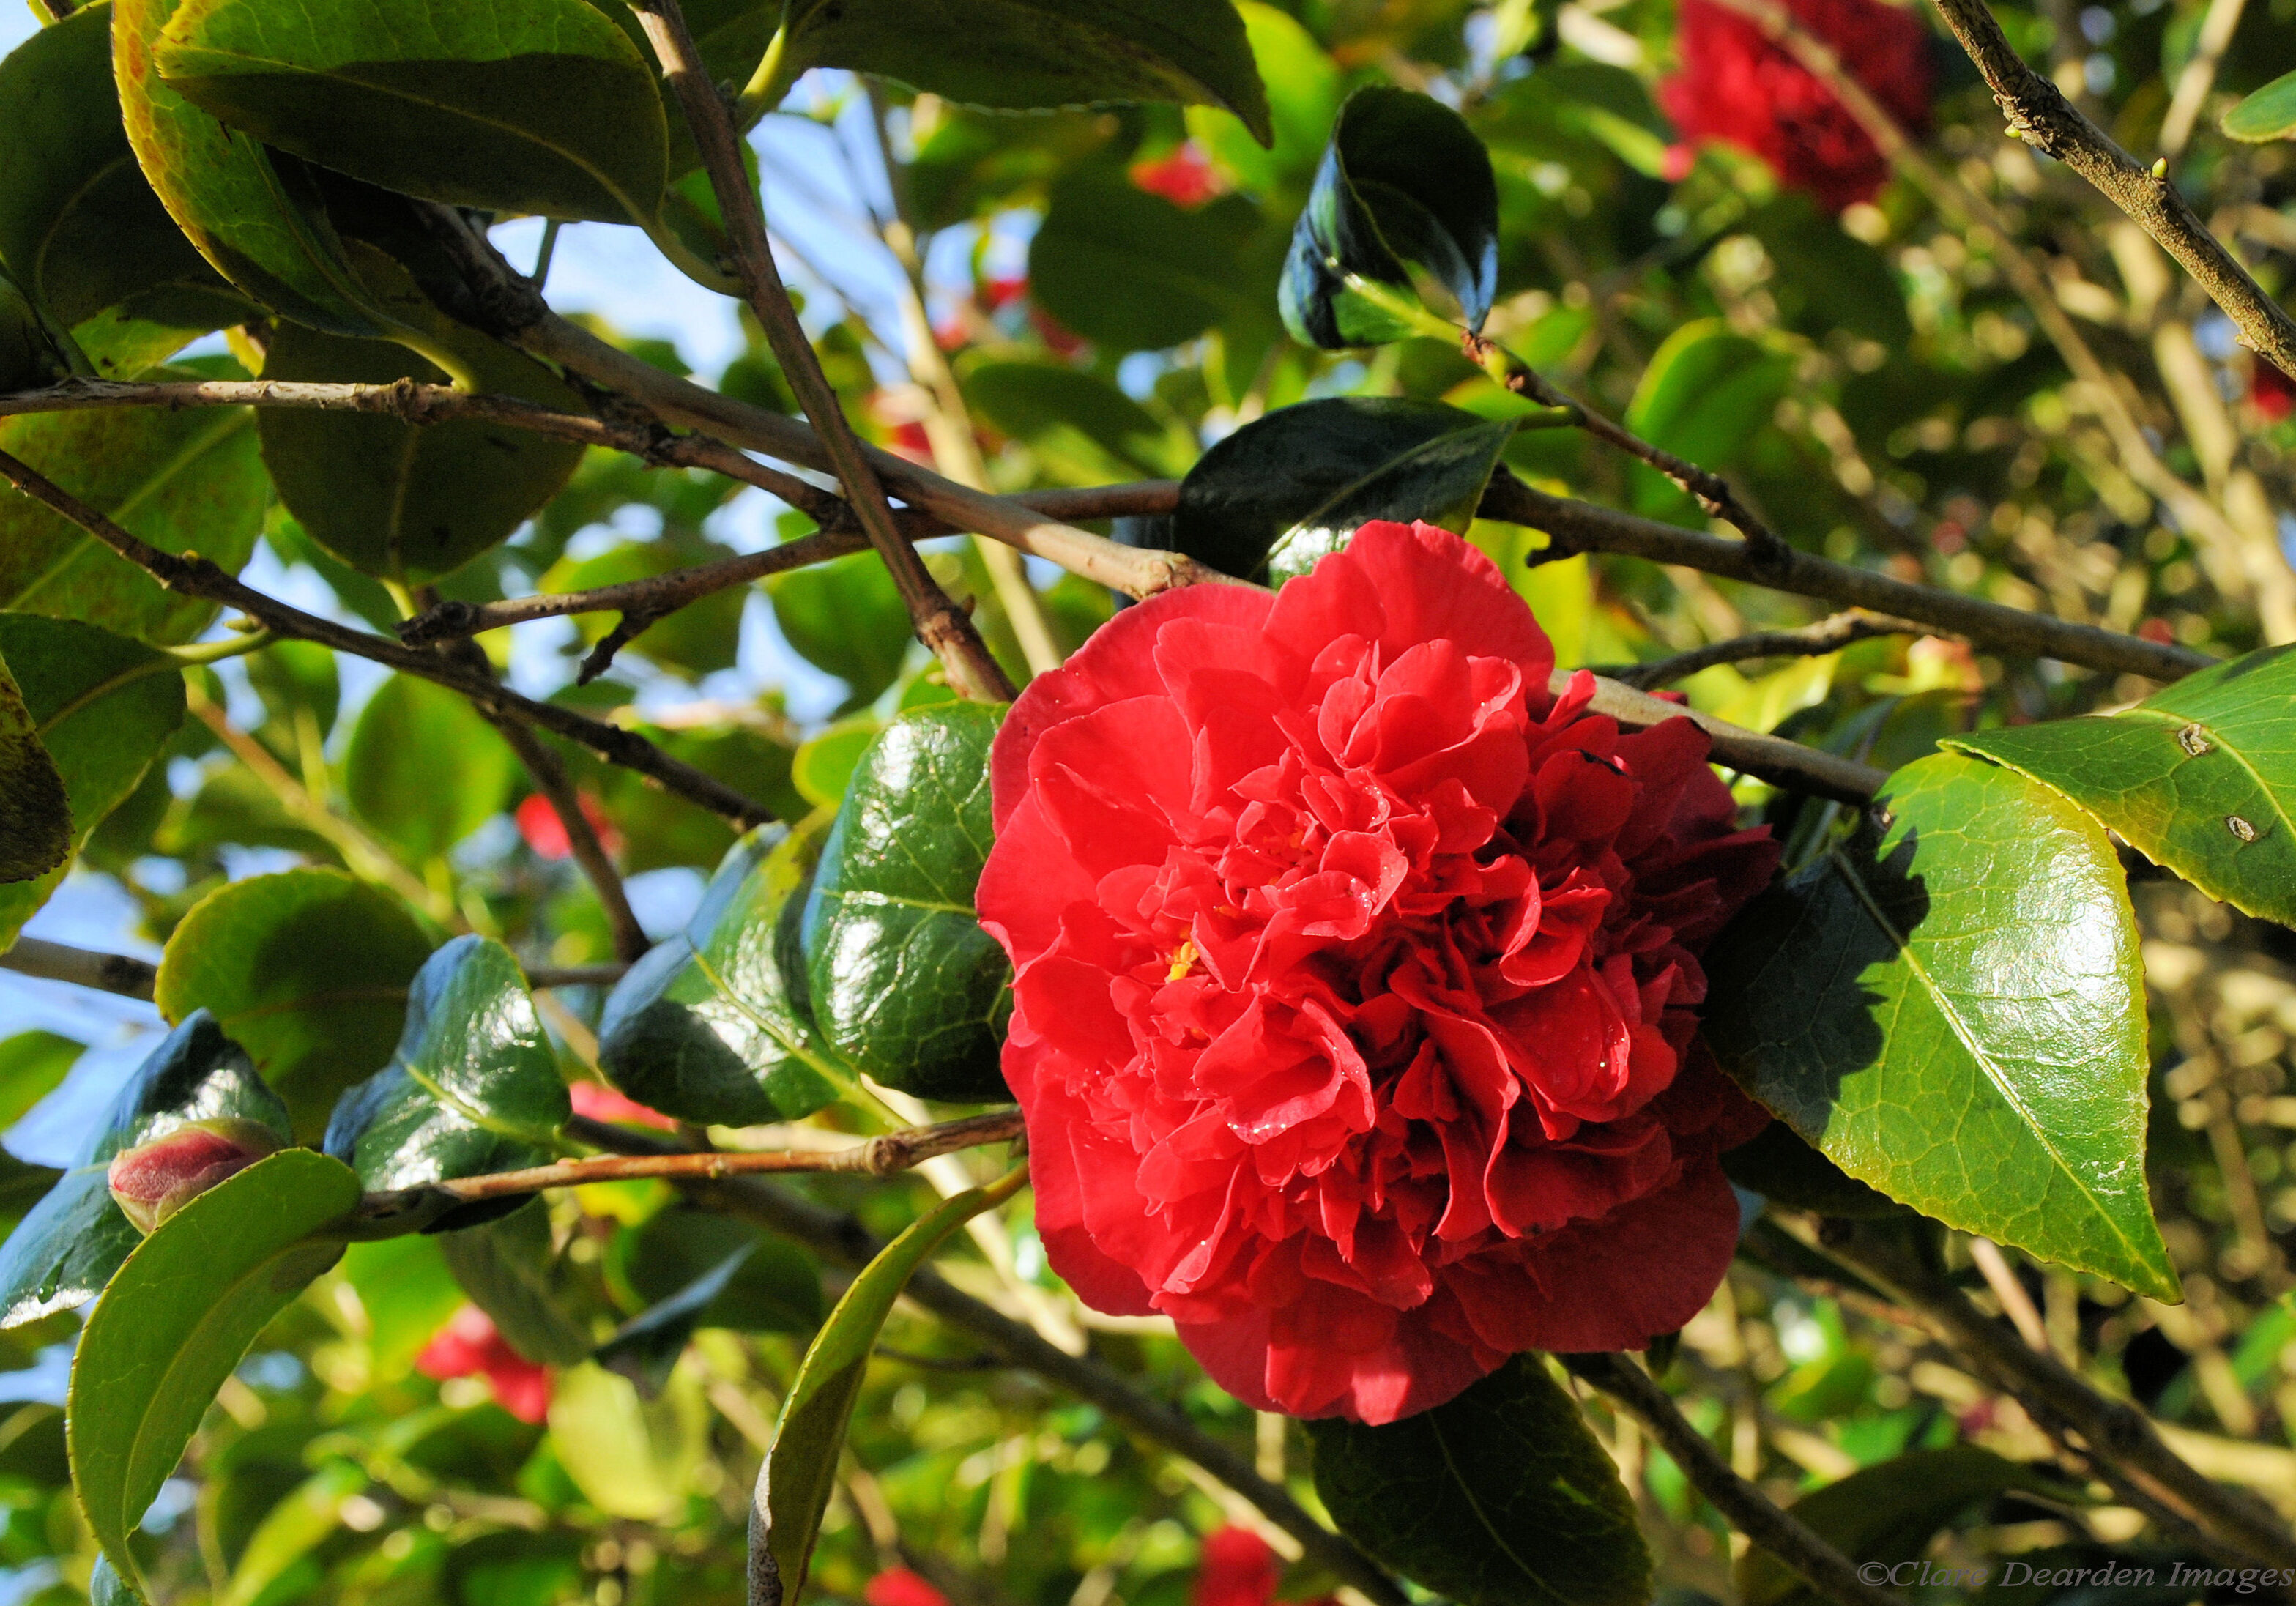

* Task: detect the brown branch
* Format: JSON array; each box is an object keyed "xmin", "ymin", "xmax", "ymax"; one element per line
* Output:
[
  {"xmin": 1571, "ymin": 1353, "xmax": 1906, "ymax": 1606},
  {"xmin": 631, "ymin": 0, "xmax": 1016, "ymax": 704},
  {"xmin": 1604, "ymin": 610, "xmax": 1930, "ymax": 688},
  {"xmin": 523, "ymin": 962, "xmax": 629, "ymax": 989},
  {"xmin": 1922, "ymin": 0, "xmax": 2296, "ymax": 383},
  {"xmin": 0, "ymin": 445, "xmax": 774, "ymax": 829},
  {"xmin": 0, "ymin": 937, "xmax": 157, "ymax": 1002}
]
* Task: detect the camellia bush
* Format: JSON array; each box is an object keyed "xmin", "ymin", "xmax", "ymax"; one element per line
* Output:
[{"xmin": 4, "ymin": 0, "xmax": 2296, "ymax": 1602}]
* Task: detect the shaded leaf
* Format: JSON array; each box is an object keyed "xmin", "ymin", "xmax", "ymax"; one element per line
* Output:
[
  {"xmin": 596, "ymin": 1244, "xmax": 755, "ymax": 1397},
  {"xmin": 1621, "ymin": 319, "xmax": 1795, "ymax": 522},
  {"xmin": 1171, "ymin": 395, "xmax": 1516, "ymax": 581},
  {"xmin": 1281, "ymin": 87, "xmax": 1498, "ymax": 349},
  {"xmin": 0, "ymin": 269, "xmax": 73, "ymax": 392},
  {"xmin": 1307, "ymin": 1356, "xmax": 1649, "ymax": 1606},
  {"xmin": 344, "ymin": 674, "xmax": 519, "ymax": 865},
  {"xmin": 68, "ymin": 1148, "xmax": 360, "ymax": 1593},
  {"xmin": 1030, "ymin": 173, "xmax": 1266, "ymax": 353},
  {"xmin": 155, "ymin": 869, "xmax": 436, "ymax": 1142},
  {"xmin": 801, "ymin": 705, "xmax": 1011, "ymax": 1104},
  {"xmin": 435, "ymin": 1199, "xmax": 593, "ymax": 1366},
  {"xmin": 612, "ymin": 1208, "xmax": 822, "ymax": 1335},
  {"xmin": 768, "ymin": 551, "xmax": 915, "ymax": 706},
  {"xmin": 0, "ymin": 1030, "xmax": 81, "ymax": 1130},
  {"xmin": 546, "ymin": 539, "xmax": 746, "ymax": 682},
  {"xmin": 218, "ymin": 1459, "xmax": 365, "ymax": 1606},
  {"xmin": 598, "ymin": 817, "xmax": 846, "ymax": 1128},
  {"xmin": 1946, "ymin": 644, "xmax": 2296, "ymax": 929},
  {"xmin": 1742, "ymin": 193, "xmax": 1911, "ymax": 348},
  {"xmin": 1720, "ymin": 1122, "xmax": 1902, "ymax": 1218},
  {"xmin": 962, "ymin": 360, "xmax": 1195, "ymax": 484},
  {"xmin": 1703, "ymin": 753, "xmax": 2178, "ymax": 1300},
  {"xmin": 1185, "ymin": 2, "xmax": 1342, "ymax": 201},
  {"xmin": 0, "ymin": 653, "xmax": 68, "ymax": 885}
]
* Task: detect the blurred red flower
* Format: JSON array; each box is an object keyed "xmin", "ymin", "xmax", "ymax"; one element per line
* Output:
[
  {"xmin": 2251, "ymin": 360, "xmax": 2295, "ymax": 423},
  {"xmin": 978, "ymin": 521, "xmax": 1777, "ymax": 1423},
  {"xmin": 516, "ymin": 791, "xmax": 621, "ymax": 861},
  {"xmin": 1660, "ymin": 0, "xmax": 1933, "ymax": 212},
  {"xmin": 1194, "ymin": 1528, "xmax": 1278, "ymax": 1606},
  {"xmin": 865, "ymin": 1569, "xmax": 949, "ymax": 1606},
  {"xmin": 1132, "ymin": 143, "xmax": 1225, "ymax": 209},
  {"xmin": 417, "ymin": 1306, "xmax": 553, "ymax": 1424},
  {"xmin": 567, "ymin": 1080, "xmax": 677, "ymax": 1131}
]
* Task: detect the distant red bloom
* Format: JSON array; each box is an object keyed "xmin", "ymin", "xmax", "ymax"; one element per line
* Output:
[
  {"xmin": 1132, "ymin": 143, "xmax": 1225, "ymax": 209},
  {"xmin": 1194, "ymin": 1528, "xmax": 1278, "ymax": 1606},
  {"xmin": 568, "ymin": 1080, "xmax": 677, "ymax": 1131},
  {"xmin": 978, "ymin": 522, "xmax": 1778, "ymax": 1423},
  {"xmin": 516, "ymin": 792, "xmax": 621, "ymax": 861},
  {"xmin": 2251, "ymin": 361, "xmax": 2295, "ymax": 423},
  {"xmin": 417, "ymin": 1306, "xmax": 553, "ymax": 1424},
  {"xmin": 1660, "ymin": 0, "xmax": 1933, "ymax": 212},
  {"xmin": 865, "ymin": 1570, "xmax": 949, "ymax": 1606}
]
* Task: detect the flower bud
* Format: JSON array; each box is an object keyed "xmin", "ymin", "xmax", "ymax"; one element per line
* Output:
[{"xmin": 106, "ymin": 1119, "xmax": 283, "ymax": 1235}]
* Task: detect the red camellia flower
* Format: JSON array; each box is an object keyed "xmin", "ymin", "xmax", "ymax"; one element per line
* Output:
[
  {"xmin": 1660, "ymin": 0, "xmax": 1933, "ymax": 213},
  {"xmin": 1132, "ymin": 142, "xmax": 1225, "ymax": 209},
  {"xmin": 978, "ymin": 522, "xmax": 1778, "ymax": 1423},
  {"xmin": 417, "ymin": 1306, "xmax": 554, "ymax": 1424},
  {"xmin": 2250, "ymin": 361, "xmax": 2295, "ymax": 424},
  {"xmin": 865, "ymin": 1569, "xmax": 950, "ymax": 1606},
  {"xmin": 1193, "ymin": 1528, "xmax": 1278, "ymax": 1606},
  {"xmin": 515, "ymin": 791, "xmax": 621, "ymax": 861}
]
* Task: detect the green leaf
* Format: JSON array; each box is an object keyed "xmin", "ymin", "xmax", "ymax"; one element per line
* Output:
[
  {"xmin": 595, "ymin": 1243, "xmax": 756, "ymax": 1397},
  {"xmin": 258, "ymin": 247, "xmax": 587, "ymax": 584},
  {"xmin": 587, "ymin": 720, "xmax": 805, "ymax": 876},
  {"xmin": 0, "ymin": 1011, "xmax": 290, "ymax": 1328},
  {"xmin": 961, "ymin": 360, "xmax": 1196, "ymax": 484},
  {"xmin": 790, "ymin": 718, "xmax": 883, "ymax": 809},
  {"xmin": 1621, "ymin": 318, "xmax": 1796, "ymax": 523},
  {"xmin": 547, "ymin": 1361, "xmax": 707, "ymax": 1520},
  {"xmin": 0, "ymin": 653, "xmax": 68, "ymax": 885},
  {"xmin": 1742, "ymin": 193, "xmax": 1911, "ymax": 348},
  {"xmin": 611, "ymin": 1208, "xmax": 821, "ymax": 1336},
  {"xmin": 2223, "ymin": 67, "xmax": 2296, "ymax": 141},
  {"xmin": 343, "ymin": 674, "xmax": 519, "ymax": 865},
  {"xmin": 114, "ymin": 0, "xmax": 396, "ymax": 335},
  {"xmin": 546, "ymin": 539, "xmax": 746, "ymax": 683},
  {"xmin": 68, "ymin": 1148, "xmax": 360, "ymax": 1594},
  {"xmin": 1703, "ymin": 753, "xmax": 2179, "ymax": 1300},
  {"xmin": 1170, "ymin": 395, "xmax": 1517, "ymax": 581},
  {"xmin": 340, "ymin": 1233, "xmax": 467, "ymax": 1378},
  {"xmin": 323, "ymin": 935, "xmax": 571, "ymax": 1208},
  {"xmin": 1307, "ymin": 1356, "xmax": 1649, "ymax": 1606},
  {"xmin": 1280, "ymin": 87, "xmax": 1498, "ymax": 349},
  {"xmin": 0, "ymin": 269, "xmax": 72, "ymax": 393},
  {"xmin": 1029, "ymin": 173, "xmax": 1266, "ymax": 353},
  {"xmin": 770, "ymin": 0, "xmax": 1269, "ymax": 142},
  {"xmin": 435, "ymin": 1199, "xmax": 593, "ymax": 1365},
  {"xmin": 754, "ymin": 1171, "xmax": 1022, "ymax": 1605},
  {"xmin": 1720, "ymin": 1122, "xmax": 1901, "ymax": 1219},
  {"xmin": 155, "ymin": 869, "xmax": 436, "ymax": 1142},
  {"xmin": 0, "ymin": 1030, "xmax": 81, "ymax": 1130},
  {"xmin": 801, "ymin": 705, "xmax": 1011, "ymax": 1104},
  {"xmin": 0, "ymin": 393, "xmax": 266, "ymax": 645},
  {"xmin": 218, "ymin": 1459, "xmax": 366, "ymax": 1606},
  {"xmin": 1738, "ymin": 1448, "xmax": 2085, "ymax": 1606},
  {"xmin": 0, "ymin": 3, "xmax": 235, "ymax": 327},
  {"xmin": 1185, "ymin": 2, "xmax": 1341, "ymax": 200},
  {"xmin": 1944, "ymin": 644, "xmax": 2296, "ymax": 929},
  {"xmin": 155, "ymin": 0, "xmax": 669, "ymax": 228},
  {"xmin": 768, "ymin": 551, "xmax": 915, "ymax": 706},
  {"xmin": 598, "ymin": 817, "xmax": 846, "ymax": 1128},
  {"xmin": 0, "ymin": 614, "xmax": 187, "ymax": 948}
]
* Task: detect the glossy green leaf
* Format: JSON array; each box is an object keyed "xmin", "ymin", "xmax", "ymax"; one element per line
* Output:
[
  {"xmin": 0, "ymin": 3, "xmax": 233, "ymax": 327},
  {"xmin": 435, "ymin": 1199, "xmax": 593, "ymax": 1365},
  {"xmin": 768, "ymin": 551, "xmax": 913, "ymax": 705},
  {"xmin": 0, "ymin": 614, "xmax": 187, "ymax": 948},
  {"xmin": 69, "ymin": 1148, "xmax": 360, "ymax": 1594},
  {"xmin": 769, "ymin": 0, "xmax": 1268, "ymax": 141},
  {"xmin": 0, "ymin": 653, "xmax": 68, "ymax": 884},
  {"xmin": 801, "ymin": 705, "xmax": 1011, "ymax": 1104},
  {"xmin": 0, "ymin": 393, "xmax": 265, "ymax": 645},
  {"xmin": 2224, "ymin": 68, "xmax": 2296, "ymax": 141},
  {"xmin": 344, "ymin": 674, "xmax": 519, "ymax": 865},
  {"xmin": 1738, "ymin": 1448, "xmax": 2085, "ymax": 1606},
  {"xmin": 548, "ymin": 1361, "xmax": 707, "ymax": 1520},
  {"xmin": 114, "ymin": 0, "xmax": 395, "ymax": 335},
  {"xmin": 156, "ymin": 869, "xmax": 436, "ymax": 1142},
  {"xmin": 962, "ymin": 360, "xmax": 1195, "ymax": 484},
  {"xmin": 259, "ymin": 248, "xmax": 587, "ymax": 584},
  {"xmin": 1029, "ymin": 173, "xmax": 1266, "ymax": 353},
  {"xmin": 754, "ymin": 1171, "xmax": 1021, "ymax": 1605},
  {"xmin": 1170, "ymin": 396, "xmax": 1515, "ymax": 581},
  {"xmin": 0, "ymin": 1011, "xmax": 291, "ymax": 1329},
  {"xmin": 598, "ymin": 817, "xmax": 845, "ymax": 1128},
  {"xmin": 155, "ymin": 0, "xmax": 668, "ymax": 226},
  {"xmin": 1307, "ymin": 1356, "xmax": 1649, "ymax": 1606},
  {"xmin": 323, "ymin": 935, "xmax": 571, "ymax": 1208},
  {"xmin": 1280, "ymin": 87, "xmax": 1498, "ymax": 349},
  {"xmin": 1946, "ymin": 644, "xmax": 2296, "ymax": 928},
  {"xmin": 1621, "ymin": 318, "xmax": 1795, "ymax": 522},
  {"xmin": 612, "ymin": 1208, "xmax": 822, "ymax": 1335},
  {"xmin": 1704, "ymin": 753, "xmax": 2178, "ymax": 1300}
]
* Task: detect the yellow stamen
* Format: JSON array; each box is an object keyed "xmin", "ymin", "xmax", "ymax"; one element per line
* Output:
[{"xmin": 1167, "ymin": 938, "xmax": 1199, "ymax": 981}]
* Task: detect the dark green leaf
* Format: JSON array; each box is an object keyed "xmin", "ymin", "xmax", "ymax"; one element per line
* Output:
[
  {"xmin": 114, "ymin": 0, "xmax": 395, "ymax": 335},
  {"xmin": 1307, "ymin": 1356, "xmax": 1649, "ymax": 1606},
  {"xmin": 612, "ymin": 1208, "xmax": 822, "ymax": 1335},
  {"xmin": 768, "ymin": 551, "xmax": 916, "ymax": 705},
  {"xmin": 801, "ymin": 705, "xmax": 1011, "ymax": 1104},
  {"xmin": 343, "ymin": 674, "xmax": 519, "ymax": 865},
  {"xmin": 0, "ymin": 1011, "xmax": 291, "ymax": 1328},
  {"xmin": 434, "ymin": 1199, "xmax": 593, "ymax": 1365},
  {"xmin": 598, "ymin": 817, "xmax": 845, "ymax": 1128},
  {"xmin": 1185, "ymin": 1, "xmax": 1341, "ymax": 201},
  {"xmin": 259, "ymin": 247, "xmax": 586, "ymax": 584},
  {"xmin": 1029, "ymin": 174, "xmax": 1266, "ymax": 353},
  {"xmin": 0, "ymin": 653, "xmax": 68, "ymax": 885},
  {"xmin": 1742, "ymin": 193, "xmax": 1911, "ymax": 348},
  {"xmin": 962, "ymin": 360, "xmax": 1195, "ymax": 484},
  {"xmin": 1720, "ymin": 1122, "xmax": 1901, "ymax": 1218},
  {"xmin": 0, "ymin": 270, "xmax": 73, "ymax": 392},
  {"xmin": 155, "ymin": 869, "xmax": 436, "ymax": 1142},
  {"xmin": 588, "ymin": 720, "xmax": 805, "ymax": 876},
  {"xmin": 323, "ymin": 935, "xmax": 571, "ymax": 1210},
  {"xmin": 1170, "ymin": 396, "xmax": 1515, "ymax": 581},
  {"xmin": 1621, "ymin": 319, "xmax": 1796, "ymax": 522},
  {"xmin": 154, "ymin": 0, "xmax": 668, "ymax": 226},
  {"xmin": 768, "ymin": 0, "xmax": 1269, "ymax": 142},
  {"xmin": 754, "ymin": 1172, "xmax": 1020, "ymax": 1605},
  {"xmin": 596, "ymin": 1244, "xmax": 756, "ymax": 1397},
  {"xmin": 1703, "ymin": 753, "xmax": 2178, "ymax": 1300},
  {"xmin": 68, "ymin": 1148, "xmax": 360, "ymax": 1593},
  {"xmin": 1946, "ymin": 644, "xmax": 2296, "ymax": 929},
  {"xmin": 546, "ymin": 539, "xmax": 746, "ymax": 682},
  {"xmin": 0, "ymin": 3, "xmax": 235, "ymax": 327},
  {"xmin": 0, "ymin": 393, "xmax": 265, "ymax": 644},
  {"xmin": 1280, "ymin": 87, "xmax": 1498, "ymax": 349},
  {"xmin": 0, "ymin": 614, "xmax": 187, "ymax": 948},
  {"xmin": 2223, "ymin": 68, "xmax": 2296, "ymax": 141}
]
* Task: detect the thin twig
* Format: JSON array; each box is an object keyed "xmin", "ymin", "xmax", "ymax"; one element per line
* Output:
[
  {"xmin": 0, "ymin": 937, "xmax": 157, "ymax": 1002},
  {"xmin": 631, "ymin": 0, "xmax": 1017, "ymax": 703},
  {"xmin": 523, "ymin": 962, "xmax": 629, "ymax": 989},
  {"xmin": 1567, "ymin": 667, "xmax": 1887, "ymax": 800},
  {"xmin": 1605, "ymin": 610, "xmax": 1929, "ymax": 688},
  {"xmin": 1571, "ymin": 1353, "xmax": 1906, "ymax": 1606}
]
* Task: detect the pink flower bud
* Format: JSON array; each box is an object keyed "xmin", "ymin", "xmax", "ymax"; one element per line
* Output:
[{"xmin": 107, "ymin": 1119, "xmax": 282, "ymax": 1235}]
